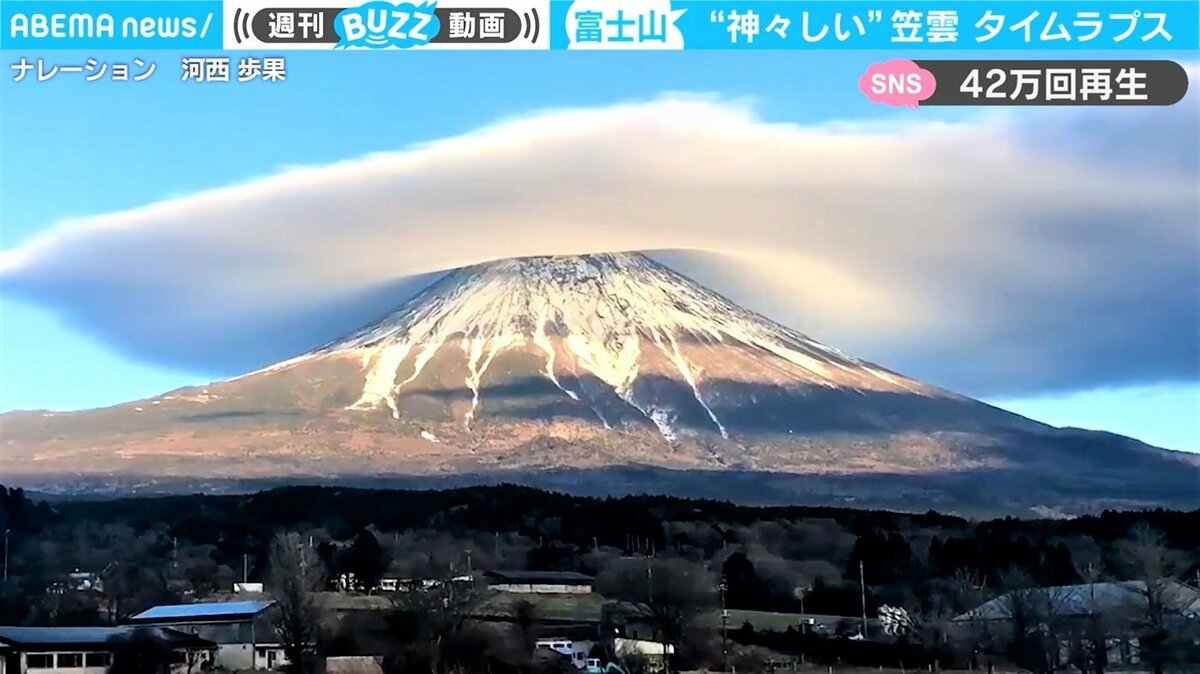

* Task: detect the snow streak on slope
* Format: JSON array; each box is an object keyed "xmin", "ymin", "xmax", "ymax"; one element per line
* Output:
[{"xmin": 245, "ymin": 253, "xmax": 940, "ymax": 438}]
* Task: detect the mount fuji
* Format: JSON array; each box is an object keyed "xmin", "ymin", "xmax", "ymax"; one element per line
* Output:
[{"xmin": 3, "ymin": 252, "xmax": 1197, "ymax": 513}]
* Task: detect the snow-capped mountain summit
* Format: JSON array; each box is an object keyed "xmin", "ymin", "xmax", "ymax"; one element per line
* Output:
[
  {"xmin": 3, "ymin": 252, "xmax": 1198, "ymax": 513},
  {"xmin": 252, "ymin": 252, "xmax": 939, "ymax": 438}
]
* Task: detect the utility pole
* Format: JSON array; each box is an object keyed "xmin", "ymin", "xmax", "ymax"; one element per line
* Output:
[
  {"xmin": 796, "ymin": 584, "xmax": 808, "ymax": 634},
  {"xmin": 646, "ymin": 555, "xmax": 653, "ymax": 606},
  {"xmin": 719, "ymin": 580, "xmax": 729, "ymax": 672},
  {"xmin": 465, "ymin": 549, "xmax": 472, "ymax": 575},
  {"xmin": 243, "ymin": 554, "xmax": 249, "ymax": 583},
  {"xmin": 3, "ymin": 529, "xmax": 9, "ymax": 584},
  {"xmin": 859, "ymin": 560, "xmax": 868, "ymax": 638},
  {"xmin": 172, "ymin": 537, "xmax": 178, "ymax": 569},
  {"xmin": 798, "ymin": 588, "xmax": 810, "ymax": 666}
]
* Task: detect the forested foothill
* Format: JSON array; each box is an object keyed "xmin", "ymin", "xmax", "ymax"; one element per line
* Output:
[{"xmin": 1, "ymin": 485, "xmax": 1198, "ymax": 674}]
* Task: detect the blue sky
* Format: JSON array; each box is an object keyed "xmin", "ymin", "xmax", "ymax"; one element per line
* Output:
[{"xmin": 1, "ymin": 49, "xmax": 1197, "ymax": 451}]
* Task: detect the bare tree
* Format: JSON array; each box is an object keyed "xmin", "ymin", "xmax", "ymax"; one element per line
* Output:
[
  {"xmin": 908, "ymin": 592, "xmax": 959, "ymax": 672},
  {"xmin": 386, "ymin": 575, "xmax": 483, "ymax": 674},
  {"xmin": 996, "ymin": 568, "xmax": 1067, "ymax": 674},
  {"xmin": 91, "ymin": 526, "xmax": 174, "ymax": 622},
  {"xmin": 946, "ymin": 569, "xmax": 1001, "ymax": 674},
  {"xmin": 513, "ymin": 598, "xmax": 542, "ymax": 671},
  {"xmin": 108, "ymin": 628, "xmax": 176, "ymax": 674},
  {"xmin": 1113, "ymin": 524, "xmax": 1190, "ymax": 674},
  {"xmin": 269, "ymin": 532, "xmax": 326, "ymax": 674},
  {"xmin": 1063, "ymin": 563, "xmax": 1117, "ymax": 674},
  {"xmin": 602, "ymin": 557, "xmax": 716, "ymax": 669}
]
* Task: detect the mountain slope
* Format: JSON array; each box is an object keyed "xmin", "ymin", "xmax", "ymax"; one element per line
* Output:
[{"xmin": 3, "ymin": 252, "xmax": 1197, "ymax": 512}]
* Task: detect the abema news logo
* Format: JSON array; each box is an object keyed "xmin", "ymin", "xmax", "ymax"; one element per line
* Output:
[{"xmin": 2, "ymin": 1, "xmax": 220, "ymax": 49}]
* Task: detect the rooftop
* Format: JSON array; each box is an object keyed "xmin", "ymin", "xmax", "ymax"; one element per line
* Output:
[
  {"xmin": 484, "ymin": 570, "xmax": 595, "ymax": 584},
  {"xmin": 0, "ymin": 626, "xmax": 214, "ymax": 650},
  {"xmin": 470, "ymin": 591, "xmax": 618, "ymax": 624},
  {"xmin": 954, "ymin": 580, "xmax": 1200, "ymax": 622},
  {"xmin": 316, "ymin": 593, "xmax": 394, "ymax": 612},
  {"xmin": 128, "ymin": 600, "xmax": 276, "ymax": 623}
]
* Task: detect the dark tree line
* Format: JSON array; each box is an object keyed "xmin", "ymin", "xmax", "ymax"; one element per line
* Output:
[{"xmin": 1, "ymin": 483, "xmax": 1198, "ymax": 674}]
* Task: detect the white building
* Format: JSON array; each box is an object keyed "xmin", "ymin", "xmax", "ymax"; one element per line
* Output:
[
  {"xmin": 484, "ymin": 571, "xmax": 594, "ymax": 594},
  {"xmin": 0, "ymin": 626, "xmax": 214, "ymax": 674},
  {"xmin": 126, "ymin": 600, "xmax": 287, "ymax": 670},
  {"xmin": 325, "ymin": 656, "xmax": 383, "ymax": 674},
  {"xmin": 613, "ymin": 638, "xmax": 674, "ymax": 673},
  {"xmin": 46, "ymin": 572, "xmax": 103, "ymax": 597},
  {"xmin": 613, "ymin": 637, "xmax": 673, "ymax": 658},
  {"xmin": 535, "ymin": 638, "xmax": 595, "ymax": 670}
]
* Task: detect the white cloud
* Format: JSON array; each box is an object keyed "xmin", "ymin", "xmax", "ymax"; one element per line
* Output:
[{"xmin": 1, "ymin": 92, "xmax": 1196, "ymax": 398}]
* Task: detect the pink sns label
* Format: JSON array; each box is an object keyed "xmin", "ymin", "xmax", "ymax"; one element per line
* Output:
[{"xmin": 859, "ymin": 59, "xmax": 937, "ymax": 109}]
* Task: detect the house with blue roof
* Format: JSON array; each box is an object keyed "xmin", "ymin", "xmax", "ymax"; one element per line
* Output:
[{"xmin": 125, "ymin": 600, "xmax": 285, "ymax": 671}]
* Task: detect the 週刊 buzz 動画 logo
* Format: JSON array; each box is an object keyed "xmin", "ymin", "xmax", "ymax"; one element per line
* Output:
[{"xmin": 334, "ymin": 1, "xmax": 440, "ymax": 48}]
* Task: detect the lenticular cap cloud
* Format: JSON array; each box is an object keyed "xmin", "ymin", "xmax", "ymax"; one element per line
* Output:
[{"xmin": 0, "ymin": 92, "xmax": 1196, "ymax": 399}]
